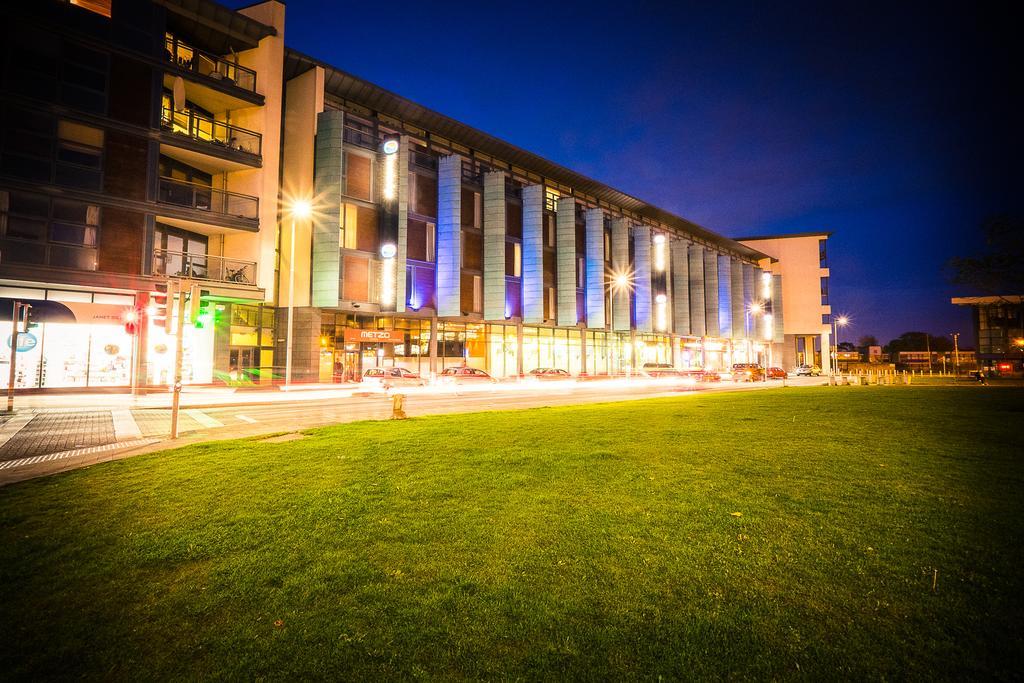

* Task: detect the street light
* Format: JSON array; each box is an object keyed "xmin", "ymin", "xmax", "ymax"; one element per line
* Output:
[
  {"xmin": 832, "ymin": 314, "xmax": 850, "ymax": 378},
  {"xmin": 607, "ymin": 268, "xmax": 634, "ymax": 374},
  {"xmin": 286, "ymin": 198, "xmax": 312, "ymax": 387}
]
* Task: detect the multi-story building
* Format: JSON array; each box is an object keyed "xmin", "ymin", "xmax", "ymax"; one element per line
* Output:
[
  {"xmin": 1, "ymin": 0, "xmax": 282, "ymax": 390},
  {"xmin": 735, "ymin": 232, "xmax": 833, "ymax": 372},
  {"xmin": 951, "ymin": 296, "xmax": 1023, "ymax": 377},
  {"xmin": 1, "ymin": 0, "xmax": 827, "ymax": 391}
]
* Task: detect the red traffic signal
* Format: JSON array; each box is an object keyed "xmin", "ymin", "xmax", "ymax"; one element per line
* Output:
[{"xmin": 123, "ymin": 307, "xmax": 142, "ymax": 336}]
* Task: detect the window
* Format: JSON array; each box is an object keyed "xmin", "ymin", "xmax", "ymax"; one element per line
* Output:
[
  {"xmin": 548, "ymin": 287, "xmax": 556, "ymax": 320},
  {"xmin": 577, "ymin": 257, "xmax": 586, "ymax": 288},
  {"xmin": 56, "ymin": 120, "xmax": 103, "ymax": 190},
  {"xmin": 68, "ymin": 0, "xmax": 112, "ymax": 18},
  {"xmin": 60, "ymin": 43, "xmax": 108, "ymax": 113},
  {"xmin": 820, "ymin": 276, "xmax": 829, "ymax": 306},
  {"xmin": 822, "ymin": 313, "xmax": 831, "ymax": 325},
  {"xmin": 473, "ymin": 276, "xmax": 482, "ymax": 314},
  {"xmin": 546, "ymin": 215, "xmax": 556, "ymax": 247},
  {"xmin": 819, "ymin": 238, "xmax": 828, "ymax": 268},
  {"xmin": 0, "ymin": 189, "xmax": 99, "ymax": 270},
  {"xmin": 343, "ymin": 151, "xmax": 372, "ymax": 201},
  {"xmin": 506, "ymin": 241, "xmax": 522, "ymax": 277}
]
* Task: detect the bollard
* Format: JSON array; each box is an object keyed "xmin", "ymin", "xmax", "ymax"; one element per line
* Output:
[{"xmin": 391, "ymin": 393, "xmax": 407, "ymax": 420}]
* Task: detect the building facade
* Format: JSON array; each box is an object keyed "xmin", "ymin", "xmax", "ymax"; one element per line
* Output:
[
  {"xmin": 1, "ymin": 0, "xmax": 282, "ymax": 390},
  {"xmin": 951, "ymin": 296, "xmax": 1023, "ymax": 377},
  {"xmin": 736, "ymin": 232, "xmax": 833, "ymax": 372},
  {"xmin": 1, "ymin": 0, "xmax": 827, "ymax": 391}
]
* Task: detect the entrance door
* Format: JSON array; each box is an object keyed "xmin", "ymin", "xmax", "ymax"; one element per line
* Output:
[
  {"xmin": 228, "ymin": 347, "xmax": 257, "ymax": 382},
  {"xmin": 335, "ymin": 349, "xmax": 360, "ymax": 382}
]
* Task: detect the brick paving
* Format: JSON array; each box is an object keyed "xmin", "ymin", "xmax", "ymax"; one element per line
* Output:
[
  {"xmin": 0, "ymin": 412, "xmax": 117, "ymax": 462},
  {"xmin": 131, "ymin": 410, "xmax": 204, "ymax": 437}
]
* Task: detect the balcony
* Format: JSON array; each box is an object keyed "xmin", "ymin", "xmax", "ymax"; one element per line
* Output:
[
  {"xmin": 165, "ymin": 35, "xmax": 257, "ymax": 95},
  {"xmin": 152, "ymin": 249, "xmax": 257, "ymax": 286},
  {"xmin": 157, "ymin": 177, "xmax": 259, "ymax": 231},
  {"xmin": 160, "ymin": 106, "xmax": 261, "ymax": 172}
]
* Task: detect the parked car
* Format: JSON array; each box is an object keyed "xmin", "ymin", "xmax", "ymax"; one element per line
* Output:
[
  {"xmin": 699, "ymin": 370, "xmax": 722, "ymax": 382},
  {"xmin": 766, "ymin": 366, "xmax": 788, "ymax": 379},
  {"xmin": 362, "ymin": 367, "xmax": 424, "ymax": 389},
  {"xmin": 731, "ymin": 363, "xmax": 765, "ymax": 382},
  {"xmin": 795, "ymin": 364, "xmax": 822, "ymax": 376},
  {"xmin": 527, "ymin": 368, "xmax": 572, "ymax": 380},
  {"xmin": 438, "ymin": 367, "xmax": 496, "ymax": 384},
  {"xmin": 642, "ymin": 368, "xmax": 687, "ymax": 380}
]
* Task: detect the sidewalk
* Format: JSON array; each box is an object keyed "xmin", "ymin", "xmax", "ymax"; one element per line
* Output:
[{"xmin": 4, "ymin": 383, "xmax": 361, "ymax": 412}]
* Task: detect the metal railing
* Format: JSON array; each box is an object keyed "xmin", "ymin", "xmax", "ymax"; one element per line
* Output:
[
  {"xmin": 157, "ymin": 177, "xmax": 259, "ymax": 221},
  {"xmin": 161, "ymin": 105, "xmax": 262, "ymax": 157},
  {"xmin": 165, "ymin": 35, "xmax": 257, "ymax": 94},
  {"xmin": 152, "ymin": 248, "xmax": 258, "ymax": 285}
]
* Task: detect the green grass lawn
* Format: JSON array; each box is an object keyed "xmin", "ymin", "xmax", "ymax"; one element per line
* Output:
[{"xmin": 2, "ymin": 387, "xmax": 1022, "ymax": 680}]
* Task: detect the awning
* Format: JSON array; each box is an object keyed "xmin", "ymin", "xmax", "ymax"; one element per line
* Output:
[{"xmin": 0, "ymin": 299, "xmax": 132, "ymax": 325}]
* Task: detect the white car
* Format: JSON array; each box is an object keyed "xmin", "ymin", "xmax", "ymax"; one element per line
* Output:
[{"xmin": 362, "ymin": 367, "xmax": 424, "ymax": 389}]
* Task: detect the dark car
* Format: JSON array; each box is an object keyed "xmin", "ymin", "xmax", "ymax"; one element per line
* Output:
[
  {"xmin": 438, "ymin": 367, "xmax": 496, "ymax": 384},
  {"xmin": 766, "ymin": 366, "xmax": 787, "ymax": 379},
  {"xmin": 731, "ymin": 363, "xmax": 765, "ymax": 382}
]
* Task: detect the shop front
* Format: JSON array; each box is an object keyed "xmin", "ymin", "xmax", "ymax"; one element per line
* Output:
[{"xmin": 1, "ymin": 288, "xmax": 137, "ymax": 390}]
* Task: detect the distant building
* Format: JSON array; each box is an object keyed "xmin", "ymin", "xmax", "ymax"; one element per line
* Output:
[
  {"xmin": 897, "ymin": 350, "xmax": 977, "ymax": 372},
  {"xmin": 951, "ymin": 296, "xmax": 1023, "ymax": 376}
]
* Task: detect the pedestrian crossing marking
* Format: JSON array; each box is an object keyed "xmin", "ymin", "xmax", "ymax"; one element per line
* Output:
[
  {"xmin": 236, "ymin": 414, "xmax": 257, "ymax": 423},
  {"xmin": 184, "ymin": 409, "xmax": 224, "ymax": 428}
]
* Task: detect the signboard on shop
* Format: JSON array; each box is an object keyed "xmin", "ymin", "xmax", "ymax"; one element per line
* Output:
[{"xmin": 342, "ymin": 328, "xmax": 404, "ymax": 344}]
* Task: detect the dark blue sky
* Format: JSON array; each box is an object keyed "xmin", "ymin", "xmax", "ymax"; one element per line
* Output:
[{"xmin": 253, "ymin": 0, "xmax": 1018, "ymax": 347}]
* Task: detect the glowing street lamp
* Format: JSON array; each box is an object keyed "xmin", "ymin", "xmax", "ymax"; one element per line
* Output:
[
  {"xmin": 831, "ymin": 314, "xmax": 850, "ymax": 378},
  {"xmin": 286, "ymin": 198, "xmax": 313, "ymax": 386},
  {"xmin": 607, "ymin": 268, "xmax": 634, "ymax": 373}
]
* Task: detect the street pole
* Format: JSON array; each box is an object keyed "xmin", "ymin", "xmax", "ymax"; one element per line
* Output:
[
  {"xmin": 6, "ymin": 301, "xmax": 26, "ymax": 412},
  {"xmin": 170, "ymin": 280, "xmax": 186, "ymax": 439},
  {"xmin": 925, "ymin": 332, "xmax": 932, "ymax": 376},
  {"xmin": 952, "ymin": 332, "xmax": 960, "ymax": 378},
  {"xmin": 286, "ymin": 216, "xmax": 296, "ymax": 387}
]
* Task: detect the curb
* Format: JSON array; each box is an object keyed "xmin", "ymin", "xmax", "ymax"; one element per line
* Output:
[{"xmin": 0, "ymin": 438, "xmax": 161, "ymax": 471}]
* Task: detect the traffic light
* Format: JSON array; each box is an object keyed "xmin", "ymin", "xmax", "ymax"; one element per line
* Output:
[
  {"xmin": 123, "ymin": 307, "xmax": 141, "ymax": 336},
  {"xmin": 187, "ymin": 284, "xmax": 212, "ymax": 328},
  {"xmin": 150, "ymin": 281, "xmax": 174, "ymax": 334}
]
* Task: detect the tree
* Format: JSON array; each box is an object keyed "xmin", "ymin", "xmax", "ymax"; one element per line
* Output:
[
  {"xmin": 838, "ymin": 342, "xmax": 856, "ymax": 351},
  {"xmin": 858, "ymin": 335, "xmax": 879, "ymax": 348},
  {"xmin": 884, "ymin": 332, "xmax": 953, "ymax": 355},
  {"xmin": 947, "ymin": 215, "xmax": 1024, "ymax": 295}
]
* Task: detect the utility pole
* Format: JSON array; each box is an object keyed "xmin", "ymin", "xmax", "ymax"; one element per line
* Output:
[
  {"xmin": 925, "ymin": 332, "xmax": 932, "ymax": 376},
  {"xmin": 952, "ymin": 332, "xmax": 960, "ymax": 379},
  {"xmin": 170, "ymin": 280, "xmax": 187, "ymax": 439},
  {"xmin": 5, "ymin": 301, "xmax": 29, "ymax": 412}
]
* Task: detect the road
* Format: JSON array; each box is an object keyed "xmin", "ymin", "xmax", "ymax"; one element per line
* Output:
[{"xmin": 0, "ymin": 376, "xmax": 823, "ymax": 484}]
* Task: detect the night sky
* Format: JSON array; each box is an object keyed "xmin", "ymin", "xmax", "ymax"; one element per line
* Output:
[{"xmin": 244, "ymin": 1, "xmax": 1018, "ymax": 348}]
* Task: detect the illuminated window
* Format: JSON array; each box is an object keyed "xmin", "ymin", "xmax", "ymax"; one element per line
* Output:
[
  {"xmin": 339, "ymin": 203, "xmax": 358, "ymax": 250},
  {"xmin": 70, "ymin": 0, "xmax": 111, "ymax": 19}
]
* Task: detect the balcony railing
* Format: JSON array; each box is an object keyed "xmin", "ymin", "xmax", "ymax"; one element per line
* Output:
[
  {"xmin": 161, "ymin": 105, "xmax": 262, "ymax": 157},
  {"xmin": 152, "ymin": 249, "xmax": 258, "ymax": 285},
  {"xmin": 165, "ymin": 35, "xmax": 257, "ymax": 94},
  {"xmin": 157, "ymin": 177, "xmax": 259, "ymax": 222}
]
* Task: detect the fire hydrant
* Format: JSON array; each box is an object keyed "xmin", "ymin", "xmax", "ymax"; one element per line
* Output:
[{"xmin": 391, "ymin": 393, "xmax": 407, "ymax": 420}]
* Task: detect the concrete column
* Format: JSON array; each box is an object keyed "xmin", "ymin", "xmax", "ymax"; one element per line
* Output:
[
  {"xmin": 428, "ymin": 315, "xmax": 438, "ymax": 375},
  {"xmin": 521, "ymin": 185, "xmax": 545, "ymax": 323},
  {"xmin": 771, "ymin": 273, "xmax": 785, "ymax": 342},
  {"xmin": 688, "ymin": 245, "xmax": 706, "ymax": 336},
  {"xmin": 436, "ymin": 154, "xmax": 462, "ymax": 317},
  {"xmin": 555, "ymin": 196, "xmax": 578, "ymax": 326},
  {"xmin": 584, "ymin": 208, "xmax": 606, "ymax": 328},
  {"xmin": 611, "ymin": 217, "xmax": 630, "ymax": 331},
  {"xmin": 483, "ymin": 171, "xmax": 506, "ymax": 320},
  {"xmin": 516, "ymin": 320, "xmax": 524, "ymax": 375},
  {"xmin": 672, "ymin": 240, "xmax": 690, "ymax": 335},
  {"xmin": 633, "ymin": 225, "xmax": 652, "ymax": 333},
  {"xmin": 704, "ymin": 251, "xmax": 721, "ymax": 337},
  {"xmin": 311, "ymin": 110, "xmax": 343, "ymax": 307},
  {"xmin": 395, "ymin": 135, "xmax": 410, "ymax": 313},
  {"xmin": 730, "ymin": 258, "xmax": 744, "ymax": 340}
]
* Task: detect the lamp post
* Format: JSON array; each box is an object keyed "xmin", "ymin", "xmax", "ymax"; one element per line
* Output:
[
  {"xmin": 832, "ymin": 314, "xmax": 849, "ymax": 378},
  {"xmin": 951, "ymin": 332, "xmax": 960, "ymax": 379},
  {"xmin": 286, "ymin": 199, "xmax": 311, "ymax": 387},
  {"xmin": 608, "ymin": 269, "xmax": 633, "ymax": 375}
]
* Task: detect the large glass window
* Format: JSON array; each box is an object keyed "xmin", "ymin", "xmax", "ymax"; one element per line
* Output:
[{"xmin": 0, "ymin": 189, "xmax": 99, "ymax": 270}]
